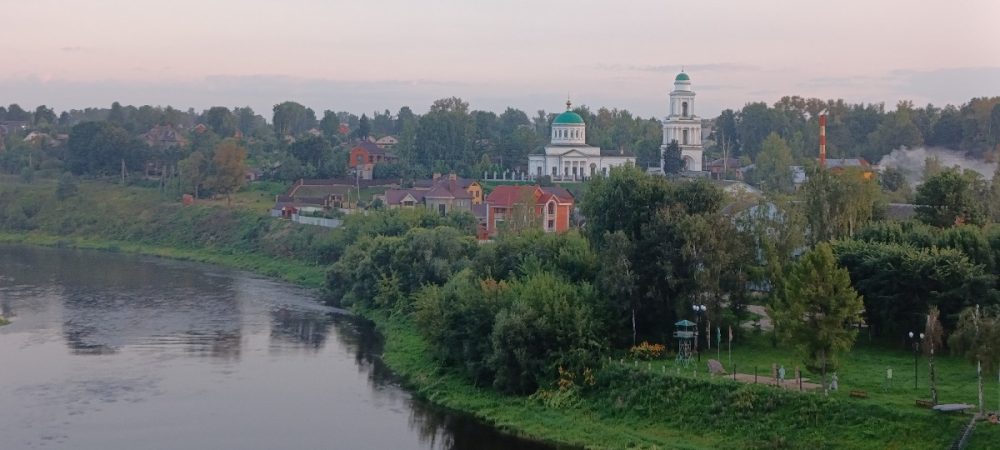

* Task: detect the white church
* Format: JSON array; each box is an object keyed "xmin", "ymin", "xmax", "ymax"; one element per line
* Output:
[
  {"xmin": 528, "ymin": 71, "xmax": 704, "ymax": 180},
  {"xmin": 660, "ymin": 71, "xmax": 704, "ymax": 172},
  {"xmin": 528, "ymin": 100, "xmax": 636, "ymax": 181}
]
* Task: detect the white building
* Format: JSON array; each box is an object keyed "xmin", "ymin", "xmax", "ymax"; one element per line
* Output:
[
  {"xmin": 660, "ymin": 71, "xmax": 704, "ymax": 172},
  {"xmin": 528, "ymin": 100, "xmax": 635, "ymax": 181}
]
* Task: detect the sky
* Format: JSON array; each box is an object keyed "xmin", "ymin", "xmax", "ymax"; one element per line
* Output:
[{"xmin": 1, "ymin": 0, "xmax": 998, "ymax": 119}]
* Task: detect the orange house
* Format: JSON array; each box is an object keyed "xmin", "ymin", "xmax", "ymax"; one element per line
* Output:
[
  {"xmin": 485, "ymin": 185, "xmax": 574, "ymax": 236},
  {"xmin": 348, "ymin": 140, "xmax": 398, "ymax": 179}
]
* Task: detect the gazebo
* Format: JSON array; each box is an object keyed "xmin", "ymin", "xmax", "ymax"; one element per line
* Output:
[{"xmin": 673, "ymin": 320, "xmax": 697, "ymax": 366}]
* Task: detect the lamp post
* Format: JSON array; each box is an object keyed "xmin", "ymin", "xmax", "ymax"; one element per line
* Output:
[
  {"xmin": 693, "ymin": 304, "xmax": 707, "ymax": 362},
  {"xmin": 909, "ymin": 331, "xmax": 924, "ymax": 389}
]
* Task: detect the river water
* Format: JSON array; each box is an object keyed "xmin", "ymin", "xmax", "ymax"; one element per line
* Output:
[{"xmin": 0, "ymin": 245, "xmax": 558, "ymax": 450}]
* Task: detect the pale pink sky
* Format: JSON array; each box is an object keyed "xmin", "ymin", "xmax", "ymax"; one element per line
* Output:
[{"xmin": 2, "ymin": 0, "xmax": 998, "ymax": 118}]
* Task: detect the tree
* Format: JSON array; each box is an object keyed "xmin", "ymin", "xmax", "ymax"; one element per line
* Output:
[
  {"xmin": 755, "ymin": 132, "xmax": 794, "ymax": 193},
  {"xmin": 288, "ymin": 135, "xmax": 332, "ymax": 168},
  {"xmin": 33, "ymin": 105, "xmax": 57, "ymax": 127},
  {"xmin": 802, "ymin": 166, "xmax": 881, "ymax": 243},
  {"xmin": 867, "ymin": 106, "xmax": 923, "ymax": 161},
  {"xmin": 915, "ymin": 168, "xmax": 988, "ymax": 227},
  {"xmin": 949, "ymin": 305, "xmax": 1000, "ymax": 415},
  {"xmin": 178, "ymin": 151, "xmax": 207, "ymax": 198},
  {"xmin": 55, "ymin": 173, "xmax": 78, "ymax": 200},
  {"xmin": 771, "ymin": 243, "xmax": 864, "ymax": 392},
  {"xmin": 924, "ymin": 306, "xmax": 944, "ymax": 405},
  {"xmin": 272, "ymin": 101, "xmax": 317, "ymax": 136},
  {"xmin": 66, "ymin": 121, "xmax": 145, "ymax": 176},
  {"xmin": 597, "ymin": 231, "xmax": 638, "ymax": 345},
  {"xmin": 108, "ymin": 101, "xmax": 126, "ymax": 125},
  {"xmin": 353, "ymin": 114, "xmax": 371, "ymax": 140},
  {"xmin": 736, "ymin": 102, "xmax": 775, "ymax": 159},
  {"xmin": 488, "ymin": 271, "xmax": 603, "ymax": 394},
  {"xmin": 203, "ymin": 106, "xmax": 236, "ymax": 137},
  {"xmin": 319, "ymin": 110, "xmax": 340, "ymax": 141},
  {"xmin": 6, "ymin": 104, "xmax": 32, "ymax": 122},
  {"xmin": 662, "ymin": 140, "xmax": 683, "ymax": 174},
  {"xmin": 208, "ymin": 139, "xmax": 247, "ymax": 205}
]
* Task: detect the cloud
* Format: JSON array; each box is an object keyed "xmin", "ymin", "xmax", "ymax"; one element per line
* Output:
[
  {"xmin": 890, "ymin": 67, "xmax": 1000, "ymax": 103},
  {"xmin": 593, "ymin": 62, "xmax": 759, "ymax": 73}
]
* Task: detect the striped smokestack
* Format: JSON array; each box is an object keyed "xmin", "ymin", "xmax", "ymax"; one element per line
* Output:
[{"xmin": 819, "ymin": 114, "xmax": 827, "ymax": 169}]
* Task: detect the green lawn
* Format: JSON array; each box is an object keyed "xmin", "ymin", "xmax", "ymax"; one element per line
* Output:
[{"xmin": 640, "ymin": 332, "xmax": 998, "ymax": 416}]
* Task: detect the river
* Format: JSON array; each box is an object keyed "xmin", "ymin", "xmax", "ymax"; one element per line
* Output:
[{"xmin": 0, "ymin": 245, "xmax": 559, "ymax": 450}]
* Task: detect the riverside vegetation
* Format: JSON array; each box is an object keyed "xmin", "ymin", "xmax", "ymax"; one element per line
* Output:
[{"xmin": 1, "ymin": 171, "xmax": 998, "ymax": 449}]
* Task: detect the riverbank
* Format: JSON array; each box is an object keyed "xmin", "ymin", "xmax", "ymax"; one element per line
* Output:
[{"xmin": 0, "ymin": 179, "xmax": 985, "ymax": 449}]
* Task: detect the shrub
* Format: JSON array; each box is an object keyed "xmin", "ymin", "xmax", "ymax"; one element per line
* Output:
[{"xmin": 629, "ymin": 341, "xmax": 665, "ymax": 360}]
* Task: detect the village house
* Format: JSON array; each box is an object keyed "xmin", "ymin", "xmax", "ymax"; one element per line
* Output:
[
  {"xmin": 485, "ymin": 185, "xmax": 574, "ymax": 236},
  {"xmin": 349, "ymin": 140, "xmax": 399, "ymax": 180},
  {"xmin": 412, "ymin": 173, "xmax": 484, "ymax": 205},
  {"xmin": 375, "ymin": 135, "xmax": 398, "ymax": 149},
  {"xmin": 141, "ymin": 124, "xmax": 188, "ymax": 149},
  {"xmin": 384, "ymin": 174, "xmax": 479, "ymax": 213}
]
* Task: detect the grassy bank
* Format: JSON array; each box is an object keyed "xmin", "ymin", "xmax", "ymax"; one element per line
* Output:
[
  {"xmin": 370, "ymin": 309, "xmax": 972, "ymax": 449},
  {"xmin": 0, "ymin": 178, "xmax": 989, "ymax": 449}
]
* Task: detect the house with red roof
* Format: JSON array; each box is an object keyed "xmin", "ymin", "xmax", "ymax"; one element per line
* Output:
[
  {"xmin": 485, "ymin": 185, "xmax": 574, "ymax": 236},
  {"xmin": 349, "ymin": 140, "xmax": 398, "ymax": 180}
]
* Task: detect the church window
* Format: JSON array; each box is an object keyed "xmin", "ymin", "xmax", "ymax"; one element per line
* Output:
[
  {"xmin": 537, "ymin": 166, "xmax": 542, "ymax": 176},
  {"xmin": 682, "ymin": 102, "xmax": 688, "ymax": 117},
  {"xmin": 552, "ymin": 166, "xmax": 558, "ymax": 177},
  {"xmin": 683, "ymin": 129, "xmax": 689, "ymax": 145}
]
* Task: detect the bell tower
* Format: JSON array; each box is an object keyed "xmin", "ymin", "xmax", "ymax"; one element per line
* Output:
[{"xmin": 660, "ymin": 71, "xmax": 704, "ymax": 172}]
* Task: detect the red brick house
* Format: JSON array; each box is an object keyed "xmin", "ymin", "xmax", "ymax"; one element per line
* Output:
[
  {"xmin": 349, "ymin": 140, "xmax": 398, "ymax": 180},
  {"xmin": 485, "ymin": 185, "xmax": 574, "ymax": 236}
]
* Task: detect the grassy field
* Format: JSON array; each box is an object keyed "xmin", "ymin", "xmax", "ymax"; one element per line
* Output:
[
  {"xmin": 372, "ymin": 310, "xmax": 974, "ymax": 450},
  {"xmin": 642, "ymin": 332, "xmax": 1000, "ymax": 412}
]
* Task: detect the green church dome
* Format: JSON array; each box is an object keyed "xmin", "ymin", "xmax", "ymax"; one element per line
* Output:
[
  {"xmin": 553, "ymin": 110, "xmax": 585, "ymax": 125},
  {"xmin": 675, "ymin": 72, "xmax": 690, "ymax": 81}
]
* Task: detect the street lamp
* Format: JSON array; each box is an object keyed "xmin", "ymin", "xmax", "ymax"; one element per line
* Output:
[
  {"xmin": 693, "ymin": 304, "xmax": 707, "ymax": 362},
  {"xmin": 909, "ymin": 331, "xmax": 925, "ymax": 389}
]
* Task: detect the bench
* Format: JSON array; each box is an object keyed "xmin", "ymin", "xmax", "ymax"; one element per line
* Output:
[
  {"xmin": 849, "ymin": 390, "xmax": 868, "ymax": 399},
  {"xmin": 915, "ymin": 399, "xmax": 934, "ymax": 408}
]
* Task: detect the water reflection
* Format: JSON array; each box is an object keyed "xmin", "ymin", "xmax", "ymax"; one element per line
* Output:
[
  {"xmin": 269, "ymin": 307, "xmax": 332, "ymax": 352},
  {"xmin": 0, "ymin": 245, "xmax": 563, "ymax": 450}
]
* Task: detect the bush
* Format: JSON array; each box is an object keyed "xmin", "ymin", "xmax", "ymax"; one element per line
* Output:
[
  {"xmin": 629, "ymin": 341, "xmax": 665, "ymax": 360},
  {"xmin": 56, "ymin": 173, "xmax": 78, "ymax": 200}
]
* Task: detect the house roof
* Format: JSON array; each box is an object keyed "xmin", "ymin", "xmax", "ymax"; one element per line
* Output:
[
  {"xmin": 486, "ymin": 185, "xmax": 574, "ymax": 208},
  {"xmin": 424, "ymin": 180, "xmax": 473, "ymax": 199},
  {"xmin": 142, "ymin": 125, "xmax": 187, "ymax": 147},
  {"xmin": 385, "ymin": 189, "xmax": 426, "ymax": 205},
  {"xmin": 352, "ymin": 140, "xmax": 395, "ymax": 157},
  {"xmin": 540, "ymin": 186, "xmax": 574, "ymax": 202},
  {"xmin": 707, "ymin": 157, "xmax": 741, "ymax": 169}
]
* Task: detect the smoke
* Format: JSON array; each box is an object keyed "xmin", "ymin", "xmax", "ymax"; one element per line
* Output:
[{"xmin": 877, "ymin": 146, "xmax": 996, "ymax": 185}]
